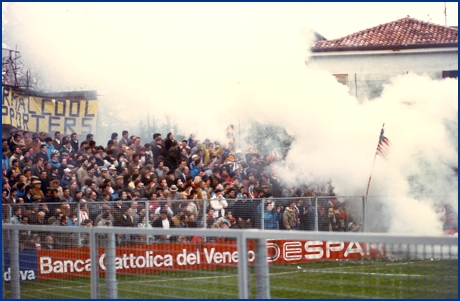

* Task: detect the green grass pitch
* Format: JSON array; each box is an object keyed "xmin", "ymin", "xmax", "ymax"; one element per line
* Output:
[{"xmin": 4, "ymin": 259, "xmax": 457, "ymax": 299}]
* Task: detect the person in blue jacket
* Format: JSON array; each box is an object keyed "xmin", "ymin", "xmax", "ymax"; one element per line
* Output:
[{"xmin": 264, "ymin": 199, "xmax": 282, "ymax": 229}]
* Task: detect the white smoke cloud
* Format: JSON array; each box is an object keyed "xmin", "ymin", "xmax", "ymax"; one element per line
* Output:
[{"xmin": 2, "ymin": 3, "xmax": 457, "ymax": 235}]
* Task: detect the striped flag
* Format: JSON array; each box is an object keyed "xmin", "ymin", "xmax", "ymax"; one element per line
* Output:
[{"xmin": 376, "ymin": 128, "xmax": 390, "ymax": 159}]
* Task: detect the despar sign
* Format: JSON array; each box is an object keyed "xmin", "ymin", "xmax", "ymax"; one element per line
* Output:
[
  {"xmin": 3, "ymin": 250, "xmax": 38, "ymax": 282},
  {"xmin": 36, "ymin": 240, "xmax": 384, "ymax": 280},
  {"xmin": 266, "ymin": 240, "xmax": 385, "ymax": 263},
  {"xmin": 2, "ymin": 86, "xmax": 98, "ymax": 135}
]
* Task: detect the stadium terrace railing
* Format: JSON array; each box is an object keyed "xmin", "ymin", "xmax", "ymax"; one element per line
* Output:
[
  {"xmin": 3, "ymin": 195, "xmax": 368, "ymax": 232},
  {"xmin": 2, "ymin": 224, "xmax": 458, "ymax": 299},
  {"xmin": 5, "ymin": 194, "xmax": 449, "ymax": 232}
]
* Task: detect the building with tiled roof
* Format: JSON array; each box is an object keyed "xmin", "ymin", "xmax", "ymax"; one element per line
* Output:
[{"xmin": 307, "ymin": 17, "xmax": 458, "ymax": 100}]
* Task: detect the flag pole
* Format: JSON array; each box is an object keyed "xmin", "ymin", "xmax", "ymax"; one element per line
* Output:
[{"xmin": 365, "ymin": 123, "xmax": 385, "ymax": 202}]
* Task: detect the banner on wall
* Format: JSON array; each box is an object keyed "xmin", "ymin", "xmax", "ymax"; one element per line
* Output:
[
  {"xmin": 32, "ymin": 240, "xmax": 385, "ymax": 280},
  {"xmin": 3, "ymin": 250, "xmax": 38, "ymax": 282},
  {"xmin": 2, "ymin": 85, "xmax": 98, "ymax": 135}
]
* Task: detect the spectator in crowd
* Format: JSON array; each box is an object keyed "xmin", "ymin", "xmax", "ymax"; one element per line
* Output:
[
  {"xmin": 210, "ymin": 188, "xmax": 228, "ymax": 219},
  {"xmin": 264, "ymin": 200, "xmax": 282, "ymax": 230},
  {"xmin": 10, "ymin": 206, "xmax": 23, "ymax": 224},
  {"xmin": 152, "ymin": 208, "xmax": 174, "ymax": 242},
  {"xmin": 43, "ymin": 235, "xmax": 54, "ymax": 250},
  {"xmin": 202, "ymin": 207, "xmax": 216, "ymax": 229},
  {"xmin": 321, "ymin": 207, "xmax": 341, "ymax": 232},
  {"xmin": 348, "ymin": 221, "xmax": 362, "ymax": 232},
  {"xmin": 4, "ymin": 128, "xmax": 450, "ymax": 250},
  {"xmin": 283, "ymin": 199, "xmax": 298, "ymax": 231}
]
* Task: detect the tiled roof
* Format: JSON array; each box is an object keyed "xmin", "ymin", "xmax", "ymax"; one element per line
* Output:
[{"xmin": 312, "ymin": 17, "xmax": 458, "ymax": 51}]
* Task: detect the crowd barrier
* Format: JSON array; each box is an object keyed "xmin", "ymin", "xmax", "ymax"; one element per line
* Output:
[
  {"xmin": 2, "ymin": 224, "xmax": 457, "ymax": 299},
  {"xmin": 3, "ymin": 195, "xmax": 367, "ymax": 232}
]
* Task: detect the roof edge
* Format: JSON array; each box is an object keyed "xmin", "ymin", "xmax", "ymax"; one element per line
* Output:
[{"xmin": 310, "ymin": 43, "xmax": 458, "ymax": 53}]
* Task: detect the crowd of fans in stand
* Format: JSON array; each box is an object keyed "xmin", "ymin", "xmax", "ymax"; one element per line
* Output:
[{"xmin": 2, "ymin": 128, "xmax": 456, "ymax": 249}]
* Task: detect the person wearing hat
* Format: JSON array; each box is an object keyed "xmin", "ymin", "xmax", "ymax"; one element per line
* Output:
[
  {"xmin": 30, "ymin": 180, "xmax": 45, "ymax": 200},
  {"xmin": 348, "ymin": 221, "xmax": 361, "ymax": 232},
  {"xmin": 189, "ymin": 154, "xmax": 201, "ymax": 171},
  {"xmin": 96, "ymin": 167, "xmax": 109, "ymax": 187},
  {"xmin": 32, "ymin": 195, "xmax": 42, "ymax": 202},
  {"xmin": 26, "ymin": 133, "xmax": 42, "ymax": 154},
  {"xmin": 167, "ymin": 184, "xmax": 183, "ymax": 214},
  {"xmin": 103, "ymin": 164, "xmax": 118, "ymax": 187},
  {"xmin": 169, "ymin": 185, "xmax": 181, "ymax": 200},
  {"xmin": 229, "ymin": 216, "xmax": 240, "ymax": 229}
]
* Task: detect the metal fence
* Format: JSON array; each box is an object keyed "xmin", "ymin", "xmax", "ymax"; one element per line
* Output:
[
  {"xmin": 2, "ymin": 195, "xmax": 368, "ymax": 233},
  {"xmin": 3, "ymin": 194, "xmax": 450, "ymax": 234},
  {"xmin": 2, "ymin": 223, "xmax": 457, "ymax": 299}
]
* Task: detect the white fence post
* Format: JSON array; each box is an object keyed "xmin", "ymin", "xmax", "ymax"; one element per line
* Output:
[
  {"xmin": 255, "ymin": 238, "xmax": 270, "ymax": 299},
  {"xmin": 89, "ymin": 227, "xmax": 99, "ymax": 299},
  {"xmin": 237, "ymin": 233, "xmax": 250, "ymax": 299},
  {"xmin": 314, "ymin": 197, "xmax": 319, "ymax": 231},
  {"xmin": 10, "ymin": 229, "xmax": 20, "ymax": 299},
  {"xmin": 105, "ymin": 231, "xmax": 118, "ymax": 299}
]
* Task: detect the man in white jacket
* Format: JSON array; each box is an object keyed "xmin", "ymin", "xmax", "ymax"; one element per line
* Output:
[{"xmin": 210, "ymin": 189, "xmax": 228, "ymax": 219}]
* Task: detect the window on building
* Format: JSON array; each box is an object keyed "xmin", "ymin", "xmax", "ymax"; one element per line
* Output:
[
  {"xmin": 442, "ymin": 70, "xmax": 458, "ymax": 79},
  {"xmin": 333, "ymin": 74, "xmax": 348, "ymax": 85}
]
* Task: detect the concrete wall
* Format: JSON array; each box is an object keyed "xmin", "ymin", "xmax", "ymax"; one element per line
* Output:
[{"xmin": 306, "ymin": 47, "xmax": 458, "ymax": 100}]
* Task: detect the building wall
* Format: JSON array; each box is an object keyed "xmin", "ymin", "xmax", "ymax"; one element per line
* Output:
[{"xmin": 306, "ymin": 48, "xmax": 458, "ymax": 100}]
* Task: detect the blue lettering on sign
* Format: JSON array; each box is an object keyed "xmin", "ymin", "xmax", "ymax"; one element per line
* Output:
[
  {"xmin": 84, "ymin": 100, "xmax": 95, "ymax": 117},
  {"xmin": 54, "ymin": 99, "xmax": 67, "ymax": 117},
  {"xmin": 41, "ymin": 99, "xmax": 52, "ymax": 116},
  {"xmin": 3, "ymin": 250, "xmax": 38, "ymax": 282},
  {"xmin": 2, "ymin": 86, "xmax": 11, "ymax": 106},
  {"xmin": 64, "ymin": 117, "xmax": 77, "ymax": 134},
  {"xmin": 69, "ymin": 100, "xmax": 80, "ymax": 117},
  {"xmin": 31, "ymin": 114, "xmax": 45, "ymax": 132},
  {"xmin": 49, "ymin": 116, "xmax": 61, "ymax": 132},
  {"xmin": 27, "ymin": 96, "xmax": 37, "ymax": 114}
]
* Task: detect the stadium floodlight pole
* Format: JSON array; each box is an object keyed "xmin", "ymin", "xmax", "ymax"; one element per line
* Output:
[{"xmin": 365, "ymin": 123, "xmax": 385, "ymax": 203}]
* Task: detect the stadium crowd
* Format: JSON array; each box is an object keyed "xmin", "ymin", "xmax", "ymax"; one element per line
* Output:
[{"xmin": 2, "ymin": 128, "xmax": 456, "ymax": 249}]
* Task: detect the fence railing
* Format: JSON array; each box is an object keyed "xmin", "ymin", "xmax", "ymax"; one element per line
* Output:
[
  {"xmin": 2, "ymin": 195, "xmax": 369, "ymax": 231},
  {"xmin": 2, "ymin": 223, "xmax": 457, "ymax": 299}
]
